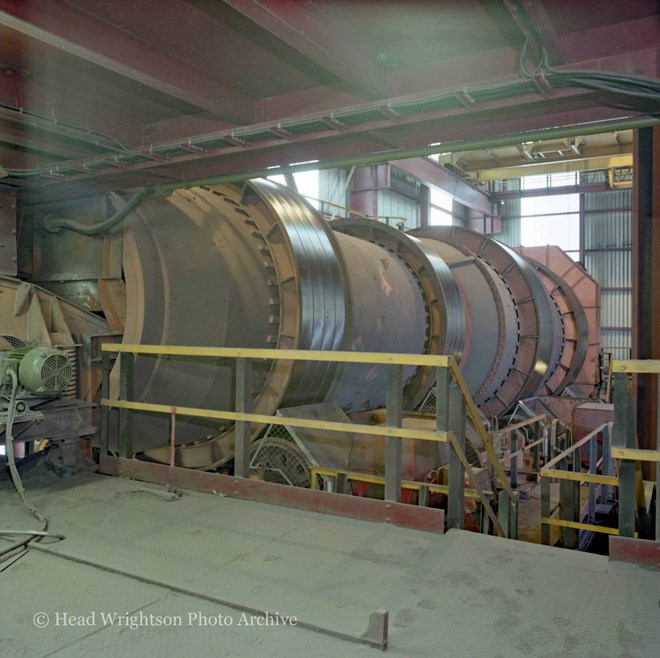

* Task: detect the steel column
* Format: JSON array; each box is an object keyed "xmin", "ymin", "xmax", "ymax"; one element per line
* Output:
[
  {"xmin": 541, "ymin": 476, "xmax": 550, "ymax": 545},
  {"xmin": 632, "ymin": 126, "xmax": 660, "ymax": 481},
  {"xmin": 613, "ymin": 372, "xmax": 636, "ymax": 538}
]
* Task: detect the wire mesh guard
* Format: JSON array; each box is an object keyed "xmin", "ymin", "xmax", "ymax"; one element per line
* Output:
[
  {"xmin": 250, "ymin": 425, "xmax": 313, "ymax": 488},
  {"xmin": 417, "ymin": 387, "xmax": 437, "ymax": 414},
  {"xmin": 41, "ymin": 353, "xmax": 74, "ymax": 392},
  {"xmin": 0, "ymin": 335, "xmax": 26, "ymax": 351}
]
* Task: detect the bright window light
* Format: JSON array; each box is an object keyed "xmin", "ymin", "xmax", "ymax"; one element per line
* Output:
[
  {"xmin": 521, "ymin": 174, "xmax": 548, "ymax": 190},
  {"xmin": 430, "ymin": 187, "xmax": 453, "ymax": 212},
  {"xmin": 430, "ymin": 207, "xmax": 453, "ymax": 226},
  {"xmin": 429, "ymin": 187, "xmax": 454, "ymax": 225},
  {"xmin": 520, "ymin": 193, "xmax": 580, "ymax": 258},
  {"xmin": 293, "ymin": 170, "xmax": 319, "ymax": 209},
  {"xmin": 267, "ymin": 170, "xmax": 319, "ymax": 209}
]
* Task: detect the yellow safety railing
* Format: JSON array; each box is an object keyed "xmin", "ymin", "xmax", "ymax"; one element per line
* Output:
[
  {"xmin": 309, "ymin": 467, "xmax": 484, "ymax": 499},
  {"xmin": 301, "ymin": 194, "xmax": 409, "ymax": 227},
  {"xmin": 610, "ymin": 359, "xmax": 660, "ymax": 540},
  {"xmin": 494, "ymin": 414, "xmax": 549, "ymax": 488},
  {"xmin": 540, "ymin": 422, "xmax": 619, "ymax": 547},
  {"xmin": 100, "ymin": 344, "xmax": 516, "ymax": 537}
]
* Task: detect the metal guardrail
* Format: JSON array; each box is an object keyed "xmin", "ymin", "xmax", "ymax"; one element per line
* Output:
[
  {"xmin": 540, "ymin": 422, "xmax": 617, "ymax": 548},
  {"xmin": 300, "ymin": 194, "xmax": 409, "ymax": 228},
  {"xmin": 309, "ymin": 467, "xmax": 484, "ymax": 500},
  {"xmin": 494, "ymin": 414, "xmax": 549, "ymax": 489},
  {"xmin": 611, "ymin": 359, "xmax": 660, "ymax": 541},
  {"xmin": 541, "ymin": 358, "xmax": 660, "ymax": 548},
  {"xmin": 100, "ymin": 345, "xmax": 517, "ymax": 537}
]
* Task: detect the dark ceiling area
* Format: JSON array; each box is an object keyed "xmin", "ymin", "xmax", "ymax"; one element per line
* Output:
[{"xmin": 0, "ymin": 0, "xmax": 657, "ymax": 200}]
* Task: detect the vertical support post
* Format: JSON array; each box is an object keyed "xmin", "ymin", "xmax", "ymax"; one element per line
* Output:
[
  {"xmin": 419, "ymin": 184, "xmax": 430, "ymax": 228},
  {"xmin": 447, "ymin": 384, "xmax": 466, "ymax": 530},
  {"xmin": 559, "ymin": 455, "xmax": 577, "ymax": 549},
  {"xmin": 418, "ymin": 484, "xmax": 429, "ymax": 507},
  {"xmin": 533, "ymin": 420, "xmax": 542, "ymax": 473},
  {"xmin": 572, "ymin": 440, "xmax": 581, "ymax": 525},
  {"xmin": 613, "ymin": 372, "xmax": 636, "ymax": 538},
  {"xmin": 657, "ymin": 380, "xmax": 660, "ymax": 541},
  {"xmin": 578, "ymin": 191, "xmax": 585, "ymax": 265},
  {"xmin": 541, "ymin": 476, "xmax": 550, "ymax": 545},
  {"xmin": 117, "ymin": 351, "xmax": 134, "ymax": 458},
  {"xmin": 632, "ymin": 126, "xmax": 660, "ymax": 482},
  {"xmin": 549, "ymin": 420, "xmax": 557, "ymax": 461},
  {"xmin": 435, "ymin": 366, "xmax": 450, "ymax": 472},
  {"xmin": 481, "ymin": 497, "xmax": 492, "ymax": 535},
  {"xmin": 234, "ymin": 357, "xmax": 251, "ymax": 479},
  {"xmin": 588, "ymin": 434, "xmax": 598, "ymax": 523},
  {"xmin": 510, "ymin": 431, "xmax": 519, "ymax": 488},
  {"xmin": 498, "ymin": 489, "xmax": 517, "ymax": 540},
  {"xmin": 385, "ymin": 364, "xmax": 403, "ymax": 502},
  {"xmin": 169, "ymin": 407, "xmax": 177, "ymax": 467},
  {"xmin": 435, "ymin": 367, "xmax": 450, "ymax": 429},
  {"xmin": 100, "ymin": 351, "xmax": 111, "ymax": 457},
  {"xmin": 601, "ymin": 423, "xmax": 614, "ymax": 502},
  {"xmin": 492, "ymin": 431, "xmax": 502, "ymax": 484}
]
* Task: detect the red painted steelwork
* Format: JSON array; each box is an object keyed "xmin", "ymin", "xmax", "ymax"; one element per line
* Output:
[
  {"xmin": 609, "ymin": 536, "xmax": 660, "ymax": 568},
  {"xmin": 99, "ymin": 456, "xmax": 446, "ymax": 535}
]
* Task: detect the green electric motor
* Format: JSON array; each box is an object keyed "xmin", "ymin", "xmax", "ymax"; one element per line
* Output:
[{"xmin": 6, "ymin": 346, "xmax": 74, "ymax": 394}]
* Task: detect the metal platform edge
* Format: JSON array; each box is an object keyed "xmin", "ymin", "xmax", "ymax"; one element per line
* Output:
[{"xmin": 99, "ymin": 456, "xmax": 445, "ymax": 534}]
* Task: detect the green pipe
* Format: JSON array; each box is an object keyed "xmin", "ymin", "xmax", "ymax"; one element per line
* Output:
[{"xmin": 161, "ymin": 113, "xmax": 660, "ymax": 194}]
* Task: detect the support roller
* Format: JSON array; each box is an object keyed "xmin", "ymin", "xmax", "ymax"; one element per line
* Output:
[{"xmin": 117, "ymin": 179, "xmax": 593, "ymax": 468}]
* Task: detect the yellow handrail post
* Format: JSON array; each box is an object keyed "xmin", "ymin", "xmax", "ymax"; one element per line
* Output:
[
  {"xmin": 100, "ymin": 350, "xmax": 112, "ymax": 457},
  {"xmin": 612, "ymin": 371, "xmax": 636, "ymax": 538},
  {"xmin": 234, "ymin": 357, "xmax": 251, "ymax": 478},
  {"xmin": 384, "ymin": 363, "xmax": 404, "ymax": 503},
  {"xmin": 118, "ymin": 351, "xmax": 134, "ymax": 458},
  {"xmin": 446, "ymin": 384, "xmax": 465, "ymax": 530}
]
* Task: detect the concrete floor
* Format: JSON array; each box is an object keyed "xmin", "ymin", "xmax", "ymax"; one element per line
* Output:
[{"xmin": 1, "ymin": 463, "xmax": 659, "ymax": 658}]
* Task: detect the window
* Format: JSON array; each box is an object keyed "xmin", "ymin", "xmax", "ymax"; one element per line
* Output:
[
  {"xmin": 267, "ymin": 170, "xmax": 319, "ymax": 209},
  {"xmin": 429, "ymin": 187, "xmax": 454, "ymax": 226},
  {"xmin": 521, "ymin": 171, "xmax": 579, "ymax": 190},
  {"xmin": 520, "ymin": 193, "xmax": 580, "ymax": 259}
]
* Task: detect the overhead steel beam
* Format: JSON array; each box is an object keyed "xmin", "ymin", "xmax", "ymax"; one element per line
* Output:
[
  {"xmin": 12, "ymin": 86, "xmax": 622, "ymax": 188},
  {"xmin": 0, "ymin": 85, "xmax": 146, "ymax": 153},
  {"xmin": 558, "ymin": 15, "xmax": 659, "ymax": 63},
  {"xmin": 390, "ymin": 158, "xmax": 492, "ymax": 217},
  {"xmin": 22, "ymin": 112, "xmax": 660, "ymax": 203},
  {"xmin": 475, "ymin": 154, "xmax": 633, "ymax": 182},
  {"xmin": 221, "ymin": 0, "xmax": 390, "ymax": 99},
  {"xmin": 451, "ymin": 143, "xmax": 634, "ymax": 173},
  {"xmin": 501, "ymin": 0, "xmax": 564, "ymax": 65},
  {"xmin": 0, "ymin": 1, "xmax": 254, "ymax": 123},
  {"xmin": 0, "ymin": 125, "xmax": 99, "ymax": 160}
]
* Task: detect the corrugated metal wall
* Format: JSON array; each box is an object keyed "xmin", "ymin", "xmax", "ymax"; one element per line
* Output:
[
  {"xmin": 584, "ymin": 189, "xmax": 632, "ymax": 359},
  {"xmin": 495, "ymin": 198, "xmax": 521, "ymax": 247},
  {"xmin": 318, "ymin": 168, "xmax": 349, "ymax": 217},
  {"xmin": 377, "ymin": 188, "xmax": 420, "ymax": 228},
  {"xmin": 493, "ymin": 188, "xmax": 632, "ymax": 359}
]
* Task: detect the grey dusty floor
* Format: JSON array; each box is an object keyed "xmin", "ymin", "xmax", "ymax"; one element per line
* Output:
[{"xmin": 1, "ymin": 463, "xmax": 659, "ymax": 658}]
